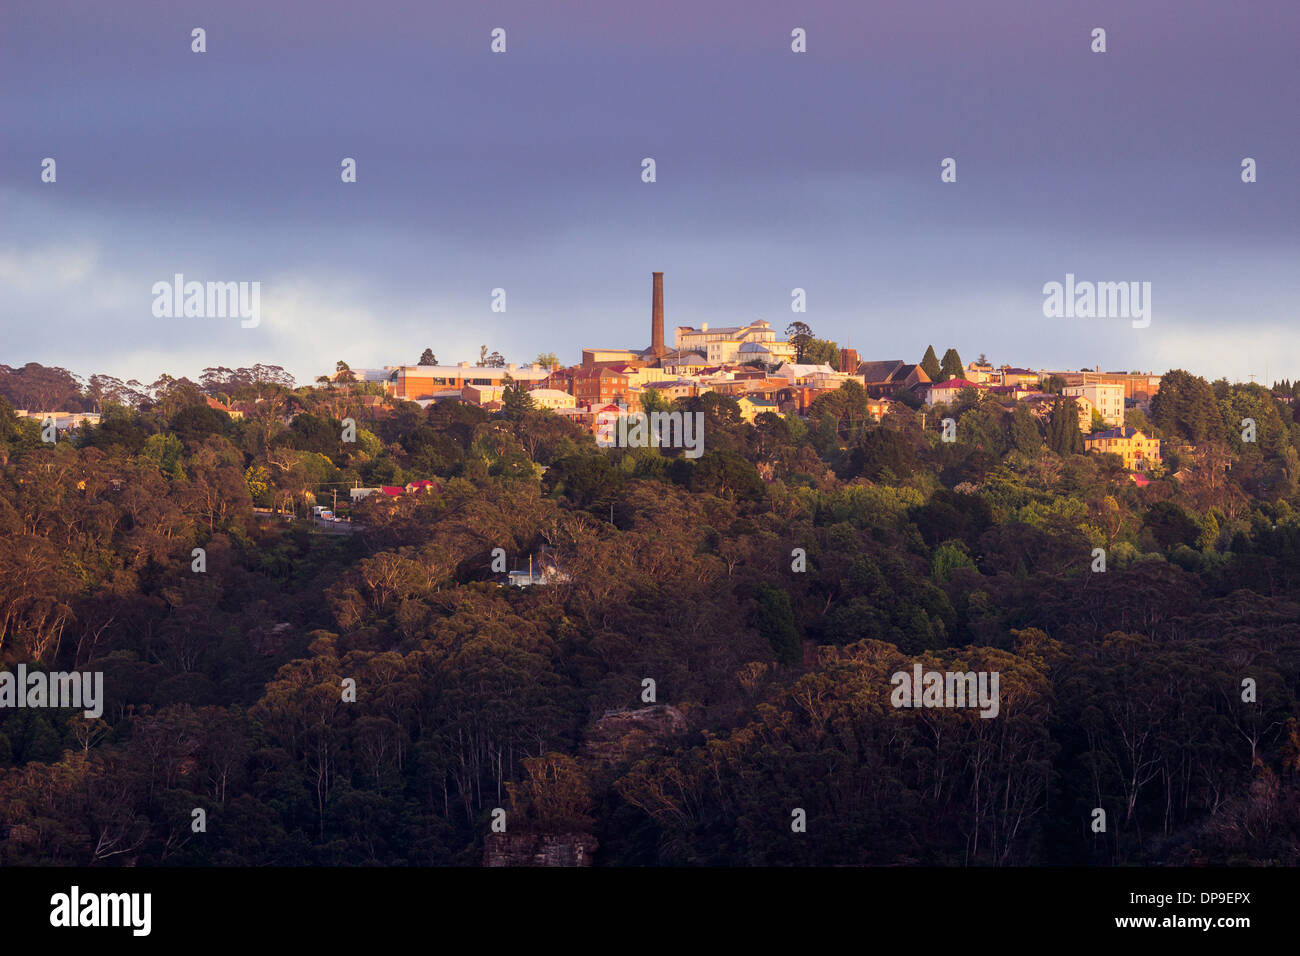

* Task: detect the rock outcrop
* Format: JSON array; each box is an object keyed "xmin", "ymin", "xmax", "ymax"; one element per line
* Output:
[{"xmin": 583, "ymin": 704, "xmax": 687, "ymax": 766}]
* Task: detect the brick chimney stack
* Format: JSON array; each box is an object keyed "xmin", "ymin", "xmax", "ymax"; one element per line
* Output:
[{"xmin": 651, "ymin": 272, "xmax": 666, "ymax": 363}]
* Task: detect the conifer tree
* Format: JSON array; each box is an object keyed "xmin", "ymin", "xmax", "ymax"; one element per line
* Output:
[
  {"xmin": 920, "ymin": 345, "xmax": 941, "ymax": 381},
  {"xmin": 940, "ymin": 348, "xmax": 965, "ymax": 382}
]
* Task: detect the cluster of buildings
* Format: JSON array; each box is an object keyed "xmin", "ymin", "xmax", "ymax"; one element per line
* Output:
[
  {"xmin": 907, "ymin": 366, "xmax": 1164, "ymax": 472},
  {"xmin": 924, "ymin": 367, "xmax": 1157, "ymax": 430},
  {"xmin": 338, "ymin": 272, "xmax": 1171, "ymax": 473},
  {"xmin": 344, "ymin": 273, "xmax": 868, "ymax": 431}
]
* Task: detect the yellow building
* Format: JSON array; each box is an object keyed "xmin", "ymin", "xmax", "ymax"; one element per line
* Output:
[
  {"xmin": 1085, "ymin": 427, "xmax": 1161, "ymax": 471},
  {"xmin": 737, "ymin": 395, "xmax": 780, "ymax": 423}
]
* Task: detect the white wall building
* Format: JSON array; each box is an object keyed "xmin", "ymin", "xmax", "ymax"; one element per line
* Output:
[
  {"xmin": 1064, "ymin": 383, "xmax": 1124, "ymax": 427},
  {"xmin": 526, "ymin": 388, "xmax": 577, "ymax": 410},
  {"xmin": 674, "ymin": 321, "xmax": 796, "ymax": 365}
]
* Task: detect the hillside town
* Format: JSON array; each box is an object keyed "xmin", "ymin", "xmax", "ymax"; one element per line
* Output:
[
  {"xmin": 10, "ymin": 272, "xmax": 1284, "ymax": 504},
  {"xmin": 11, "ymin": 272, "xmax": 1287, "ymax": 515},
  {"xmin": 325, "ymin": 273, "xmax": 1173, "ymax": 478}
]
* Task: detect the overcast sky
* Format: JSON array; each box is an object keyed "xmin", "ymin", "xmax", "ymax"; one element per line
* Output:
[{"xmin": 3, "ymin": 0, "xmax": 1297, "ymax": 387}]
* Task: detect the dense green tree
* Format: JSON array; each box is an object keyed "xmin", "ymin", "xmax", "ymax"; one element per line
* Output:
[
  {"xmin": 1151, "ymin": 369, "xmax": 1222, "ymax": 442},
  {"xmin": 939, "ymin": 348, "xmax": 965, "ymax": 382},
  {"xmin": 857, "ymin": 427, "xmax": 919, "ymax": 480},
  {"xmin": 803, "ymin": 338, "xmax": 839, "ymax": 367},
  {"xmin": 1010, "ymin": 404, "xmax": 1042, "ymax": 455},
  {"xmin": 920, "ymin": 345, "xmax": 942, "ymax": 381},
  {"xmin": 689, "ymin": 450, "xmax": 766, "ymax": 501},
  {"xmin": 501, "ymin": 377, "xmax": 536, "ymax": 420},
  {"xmin": 1047, "ymin": 398, "xmax": 1084, "ymax": 455},
  {"xmin": 785, "ymin": 322, "xmax": 814, "ymax": 363},
  {"xmin": 754, "ymin": 584, "xmax": 801, "ymax": 664}
]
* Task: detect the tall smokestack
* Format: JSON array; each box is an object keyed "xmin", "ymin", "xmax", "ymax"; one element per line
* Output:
[{"xmin": 651, "ymin": 272, "xmax": 666, "ymax": 362}]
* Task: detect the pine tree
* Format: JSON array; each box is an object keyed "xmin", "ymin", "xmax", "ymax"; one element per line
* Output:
[
  {"xmin": 920, "ymin": 345, "xmax": 941, "ymax": 381},
  {"xmin": 1048, "ymin": 398, "xmax": 1084, "ymax": 455},
  {"xmin": 501, "ymin": 376, "xmax": 535, "ymax": 419},
  {"xmin": 940, "ymin": 348, "xmax": 965, "ymax": 382}
]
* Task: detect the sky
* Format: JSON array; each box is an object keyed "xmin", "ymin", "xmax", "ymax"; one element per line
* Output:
[{"xmin": 2, "ymin": 0, "xmax": 1298, "ymax": 387}]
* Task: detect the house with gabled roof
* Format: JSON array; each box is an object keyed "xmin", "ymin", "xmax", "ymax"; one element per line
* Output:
[
  {"xmin": 1084, "ymin": 427, "xmax": 1161, "ymax": 472},
  {"xmin": 857, "ymin": 360, "xmax": 931, "ymax": 398}
]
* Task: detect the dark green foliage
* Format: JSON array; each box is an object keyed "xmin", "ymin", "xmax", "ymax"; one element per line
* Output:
[
  {"xmin": 1047, "ymin": 398, "xmax": 1084, "ymax": 455},
  {"xmin": 754, "ymin": 584, "xmax": 801, "ymax": 664},
  {"xmin": 1144, "ymin": 500, "xmax": 1200, "ymax": 550},
  {"xmin": 939, "ymin": 348, "xmax": 965, "ymax": 382},
  {"xmin": 1150, "ymin": 369, "xmax": 1222, "ymax": 442},
  {"xmin": 803, "ymin": 338, "xmax": 839, "ymax": 366},
  {"xmin": 1, "ymin": 363, "xmax": 1299, "ymax": 868},
  {"xmin": 1011, "ymin": 404, "xmax": 1042, "ymax": 454},
  {"xmin": 845, "ymin": 427, "xmax": 917, "ymax": 480},
  {"xmin": 920, "ymin": 345, "xmax": 941, "ymax": 381},
  {"xmin": 690, "ymin": 450, "xmax": 766, "ymax": 501}
]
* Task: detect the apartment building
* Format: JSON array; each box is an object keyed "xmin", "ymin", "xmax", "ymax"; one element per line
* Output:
[
  {"xmin": 574, "ymin": 367, "xmax": 640, "ymax": 411},
  {"xmin": 1063, "ymin": 382, "xmax": 1124, "ymax": 427},
  {"xmin": 1046, "ymin": 370, "xmax": 1163, "ymax": 405}
]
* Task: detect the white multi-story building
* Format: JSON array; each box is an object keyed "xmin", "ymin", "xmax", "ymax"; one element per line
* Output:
[
  {"xmin": 674, "ymin": 321, "xmax": 797, "ymax": 365},
  {"xmin": 1063, "ymin": 383, "xmax": 1124, "ymax": 427},
  {"xmin": 773, "ymin": 363, "xmax": 864, "ymax": 388}
]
